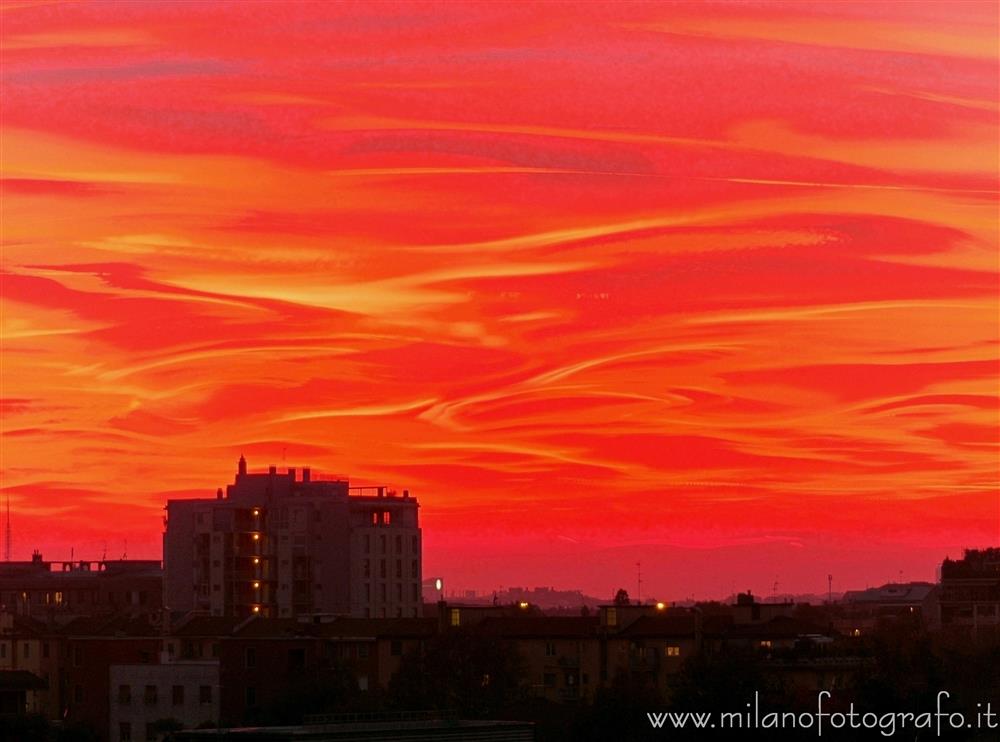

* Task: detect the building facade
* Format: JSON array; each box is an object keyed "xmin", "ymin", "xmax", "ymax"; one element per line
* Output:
[
  {"xmin": 164, "ymin": 458, "xmax": 421, "ymax": 619},
  {"xmin": 109, "ymin": 661, "xmax": 220, "ymax": 742},
  {"xmin": 939, "ymin": 548, "xmax": 1000, "ymax": 630},
  {"xmin": 0, "ymin": 551, "xmax": 162, "ymax": 619}
]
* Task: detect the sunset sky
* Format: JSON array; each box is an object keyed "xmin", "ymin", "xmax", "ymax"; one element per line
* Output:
[{"xmin": 1, "ymin": 1, "xmax": 998, "ymax": 600}]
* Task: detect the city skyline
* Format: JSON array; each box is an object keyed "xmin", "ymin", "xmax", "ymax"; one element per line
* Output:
[{"xmin": 2, "ymin": 2, "xmax": 999, "ymax": 601}]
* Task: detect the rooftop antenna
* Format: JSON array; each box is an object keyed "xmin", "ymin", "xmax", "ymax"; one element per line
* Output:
[
  {"xmin": 3, "ymin": 492, "xmax": 10, "ymax": 561},
  {"xmin": 828, "ymin": 574, "xmax": 833, "ymax": 604},
  {"xmin": 636, "ymin": 561, "xmax": 642, "ymax": 604},
  {"xmin": 122, "ymin": 539, "xmax": 127, "ymax": 561},
  {"xmin": 102, "ymin": 542, "xmax": 108, "ymax": 562}
]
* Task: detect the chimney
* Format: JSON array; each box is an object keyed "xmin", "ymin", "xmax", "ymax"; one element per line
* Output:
[
  {"xmin": 287, "ymin": 467, "xmax": 296, "ymax": 480},
  {"xmin": 216, "ymin": 488, "xmax": 223, "ymax": 500},
  {"xmin": 268, "ymin": 465, "xmax": 277, "ymax": 476},
  {"xmin": 238, "ymin": 455, "xmax": 247, "ymax": 476},
  {"xmin": 402, "ymin": 489, "xmax": 409, "ymax": 499},
  {"xmin": 302, "ymin": 468, "xmax": 311, "ymax": 483}
]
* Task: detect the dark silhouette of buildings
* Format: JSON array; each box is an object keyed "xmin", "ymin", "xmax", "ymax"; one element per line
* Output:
[
  {"xmin": 940, "ymin": 547, "xmax": 1000, "ymax": 629},
  {"xmin": 163, "ymin": 458, "xmax": 422, "ymax": 619}
]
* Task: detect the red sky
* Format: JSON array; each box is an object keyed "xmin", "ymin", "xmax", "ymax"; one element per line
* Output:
[{"xmin": 1, "ymin": 1, "xmax": 998, "ymax": 601}]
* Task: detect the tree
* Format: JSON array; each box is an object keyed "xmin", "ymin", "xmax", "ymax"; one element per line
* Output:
[{"xmin": 614, "ymin": 588, "xmax": 630, "ymax": 606}]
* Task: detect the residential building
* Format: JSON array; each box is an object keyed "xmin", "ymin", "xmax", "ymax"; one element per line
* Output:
[
  {"xmin": 0, "ymin": 551, "xmax": 161, "ymax": 619},
  {"xmin": 109, "ymin": 661, "xmax": 219, "ymax": 742},
  {"xmin": 939, "ymin": 548, "xmax": 1000, "ymax": 630},
  {"xmin": 164, "ymin": 458, "xmax": 421, "ymax": 619}
]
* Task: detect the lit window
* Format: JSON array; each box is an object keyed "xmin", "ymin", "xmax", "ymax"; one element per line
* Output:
[
  {"xmin": 382, "ymin": 511, "xmax": 391, "ymax": 525},
  {"xmin": 450, "ymin": 608, "xmax": 461, "ymax": 627},
  {"xmin": 666, "ymin": 646, "xmax": 681, "ymax": 657},
  {"xmin": 759, "ymin": 640, "xmax": 772, "ymax": 649}
]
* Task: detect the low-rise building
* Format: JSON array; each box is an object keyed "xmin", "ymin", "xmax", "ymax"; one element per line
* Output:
[{"xmin": 109, "ymin": 661, "xmax": 219, "ymax": 742}]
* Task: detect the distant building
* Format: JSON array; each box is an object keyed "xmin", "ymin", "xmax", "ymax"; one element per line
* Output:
[
  {"xmin": 939, "ymin": 548, "xmax": 1000, "ymax": 630},
  {"xmin": 163, "ymin": 458, "xmax": 422, "ymax": 619},
  {"xmin": 0, "ymin": 551, "xmax": 162, "ymax": 618},
  {"xmin": 838, "ymin": 582, "xmax": 938, "ymax": 634}
]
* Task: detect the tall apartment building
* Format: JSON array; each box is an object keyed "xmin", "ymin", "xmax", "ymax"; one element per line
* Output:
[{"xmin": 164, "ymin": 458, "xmax": 421, "ymax": 619}]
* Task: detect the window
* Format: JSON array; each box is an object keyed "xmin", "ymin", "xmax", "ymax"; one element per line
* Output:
[
  {"xmin": 371, "ymin": 511, "xmax": 378, "ymax": 526},
  {"xmin": 358, "ymin": 643, "xmax": 369, "ymax": 659},
  {"xmin": 380, "ymin": 560, "xmax": 386, "ymax": 579},
  {"xmin": 73, "ymin": 646, "xmax": 83, "ymax": 667},
  {"xmin": 363, "ymin": 559, "xmax": 370, "ymax": 577},
  {"xmin": 412, "ymin": 584, "xmax": 420, "ymax": 601},
  {"xmin": 119, "ymin": 722, "xmax": 132, "ymax": 742},
  {"xmin": 396, "ymin": 560, "xmax": 402, "ymax": 578},
  {"xmin": 411, "ymin": 561, "xmax": 418, "ymax": 579},
  {"xmin": 42, "ymin": 642, "xmax": 49, "ymax": 659},
  {"xmin": 545, "ymin": 642, "xmax": 556, "ymax": 657},
  {"xmin": 288, "ymin": 648, "xmax": 305, "ymax": 672},
  {"xmin": 0, "ymin": 643, "xmax": 5, "ymax": 659},
  {"xmin": 395, "ymin": 535, "xmax": 402, "ymax": 552},
  {"xmin": 380, "ymin": 584, "xmax": 386, "ymax": 601},
  {"xmin": 245, "ymin": 647, "xmax": 257, "ymax": 668},
  {"xmin": 199, "ymin": 685, "xmax": 212, "ymax": 704},
  {"xmin": 396, "ymin": 583, "xmax": 402, "ymax": 601},
  {"xmin": 246, "ymin": 687, "xmax": 257, "ymax": 707},
  {"xmin": 365, "ymin": 583, "xmax": 371, "ymax": 601},
  {"xmin": 143, "ymin": 684, "xmax": 157, "ymax": 705},
  {"xmin": 172, "ymin": 685, "xmax": 184, "ymax": 705},
  {"xmin": 760, "ymin": 640, "xmax": 773, "ymax": 649},
  {"xmin": 380, "ymin": 535, "xmax": 386, "ymax": 553},
  {"xmin": 118, "ymin": 684, "xmax": 131, "ymax": 705},
  {"xmin": 450, "ymin": 608, "xmax": 461, "ymax": 627},
  {"xmin": 543, "ymin": 673, "xmax": 556, "ymax": 687},
  {"xmin": 382, "ymin": 511, "xmax": 391, "ymax": 525},
  {"xmin": 412, "ymin": 536, "xmax": 419, "ymax": 555},
  {"xmin": 606, "ymin": 607, "xmax": 617, "ymax": 627},
  {"xmin": 390, "ymin": 640, "xmax": 402, "ymax": 657},
  {"xmin": 666, "ymin": 646, "xmax": 681, "ymax": 657},
  {"xmin": 364, "ymin": 535, "xmax": 371, "ymax": 553},
  {"xmin": 23, "ymin": 642, "xmax": 30, "ymax": 658}
]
